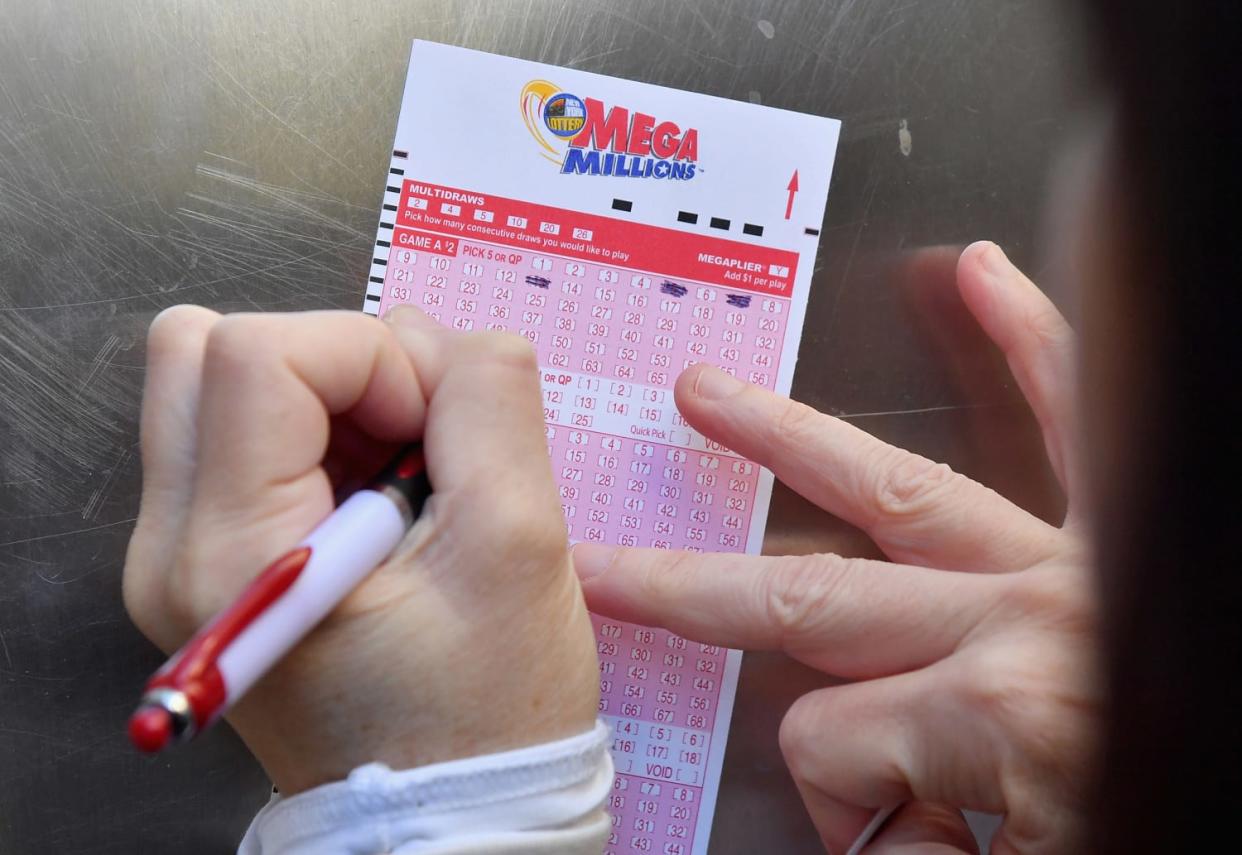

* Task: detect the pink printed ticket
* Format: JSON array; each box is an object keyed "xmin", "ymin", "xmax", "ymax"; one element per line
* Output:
[{"xmin": 364, "ymin": 41, "xmax": 841, "ymax": 854}]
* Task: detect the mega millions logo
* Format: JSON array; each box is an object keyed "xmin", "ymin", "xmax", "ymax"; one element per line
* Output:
[{"xmin": 520, "ymin": 80, "xmax": 699, "ymax": 180}]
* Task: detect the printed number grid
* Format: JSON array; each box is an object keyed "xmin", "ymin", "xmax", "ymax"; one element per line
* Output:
[{"xmin": 378, "ymin": 201, "xmax": 795, "ymax": 855}]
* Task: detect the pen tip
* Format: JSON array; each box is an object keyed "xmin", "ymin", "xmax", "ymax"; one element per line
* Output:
[{"xmin": 129, "ymin": 705, "xmax": 172, "ymax": 753}]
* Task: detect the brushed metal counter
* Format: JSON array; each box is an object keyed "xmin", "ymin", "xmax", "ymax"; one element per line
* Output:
[{"xmin": 0, "ymin": 2, "xmax": 1080, "ymax": 851}]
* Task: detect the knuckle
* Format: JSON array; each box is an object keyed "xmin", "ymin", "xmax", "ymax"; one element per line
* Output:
[
  {"xmin": 953, "ymin": 634, "xmax": 1094, "ymax": 769},
  {"xmin": 778, "ymin": 689, "xmax": 913, "ymax": 795},
  {"xmin": 121, "ymin": 533, "xmax": 160, "ymax": 631},
  {"xmin": 777, "ymin": 695, "xmax": 818, "ymax": 775},
  {"xmin": 993, "ymin": 567, "xmax": 1095, "ymax": 633},
  {"xmin": 763, "ymin": 554, "xmax": 859, "ymax": 646},
  {"xmin": 958, "ymin": 655, "xmax": 1055, "ymax": 753},
  {"xmin": 955, "ymin": 650, "xmax": 1021, "ymax": 722},
  {"xmin": 771, "ymin": 397, "xmax": 823, "ymax": 454},
  {"xmin": 869, "ymin": 449, "xmax": 965, "ymax": 520},
  {"xmin": 123, "ymin": 536, "xmax": 205, "ymax": 649},
  {"xmin": 161, "ymin": 540, "xmax": 217, "ymax": 634}
]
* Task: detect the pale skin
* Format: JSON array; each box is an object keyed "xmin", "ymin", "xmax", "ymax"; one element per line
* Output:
[
  {"xmin": 124, "ymin": 241, "xmax": 1094, "ymax": 851},
  {"xmin": 123, "ymin": 307, "xmax": 600, "ymax": 794},
  {"xmin": 575, "ymin": 242, "xmax": 1096, "ymax": 854}
]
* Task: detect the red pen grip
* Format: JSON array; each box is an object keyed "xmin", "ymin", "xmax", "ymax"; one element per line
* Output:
[{"xmin": 144, "ymin": 545, "xmax": 312, "ymax": 727}]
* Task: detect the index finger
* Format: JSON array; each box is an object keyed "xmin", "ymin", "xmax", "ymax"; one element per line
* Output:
[
  {"xmin": 573, "ymin": 544, "xmax": 997, "ymax": 678},
  {"xmin": 193, "ymin": 311, "xmax": 428, "ymax": 519},
  {"xmin": 674, "ymin": 365, "xmax": 1064, "ymax": 572},
  {"xmin": 384, "ymin": 310, "xmax": 569, "ymax": 598},
  {"xmin": 385, "ymin": 309, "xmax": 560, "ymax": 507}
]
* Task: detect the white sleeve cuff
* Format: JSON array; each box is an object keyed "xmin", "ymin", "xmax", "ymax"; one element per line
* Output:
[{"xmin": 238, "ymin": 720, "xmax": 613, "ymax": 854}]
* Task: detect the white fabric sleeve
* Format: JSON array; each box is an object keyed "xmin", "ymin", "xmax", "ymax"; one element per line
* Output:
[{"xmin": 238, "ymin": 720, "xmax": 613, "ymax": 854}]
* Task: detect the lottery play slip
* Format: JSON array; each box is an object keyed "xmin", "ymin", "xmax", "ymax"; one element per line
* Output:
[{"xmin": 363, "ymin": 41, "xmax": 841, "ymax": 854}]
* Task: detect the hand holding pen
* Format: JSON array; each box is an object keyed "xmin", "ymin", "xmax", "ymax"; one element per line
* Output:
[
  {"xmin": 128, "ymin": 443, "xmax": 433, "ymax": 751},
  {"xmin": 124, "ymin": 244, "xmax": 1093, "ymax": 850},
  {"xmin": 123, "ymin": 306, "xmax": 598, "ymax": 793}
]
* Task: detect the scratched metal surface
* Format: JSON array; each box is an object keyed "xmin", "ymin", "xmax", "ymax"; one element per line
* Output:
[{"xmin": 0, "ymin": 1, "xmax": 1082, "ymax": 852}]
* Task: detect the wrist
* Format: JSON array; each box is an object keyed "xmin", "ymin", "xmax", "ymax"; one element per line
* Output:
[{"xmin": 227, "ymin": 580, "xmax": 600, "ymax": 794}]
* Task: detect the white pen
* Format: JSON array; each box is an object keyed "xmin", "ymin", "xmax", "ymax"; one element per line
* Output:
[
  {"xmin": 127, "ymin": 444, "xmax": 431, "ymax": 753},
  {"xmin": 845, "ymin": 805, "xmax": 899, "ymax": 855}
]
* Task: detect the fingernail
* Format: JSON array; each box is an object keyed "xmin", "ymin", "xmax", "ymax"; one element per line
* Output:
[
  {"xmin": 693, "ymin": 365, "xmax": 744, "ymax": 400},
  {"xmin": 573, "ymin": 543, "xmax": 617, "ymax": 581},
  {"xmin": 384, "ymin": 304, "xmax": 424, "ymax": 327},
  {"xmin": 975, "ymin": 241, "xmax": 1011, "ymax": 278}
]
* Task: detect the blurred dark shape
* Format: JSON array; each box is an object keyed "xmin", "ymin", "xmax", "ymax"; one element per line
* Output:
[{"xmin": 1079, "ymin": 3, "xmax": 1242, "ymax": 853}]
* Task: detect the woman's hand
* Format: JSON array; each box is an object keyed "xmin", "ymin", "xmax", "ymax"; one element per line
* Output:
[
  {"xmin": 123, "ymin": 306, "xmax": 598, "ymax": 794},
  {"xmin": 574, "ymin": 242, "xmax": 1096, "ymax": 854}
]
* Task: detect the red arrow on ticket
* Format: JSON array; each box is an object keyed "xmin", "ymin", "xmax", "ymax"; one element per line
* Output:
[{"xmin": 784, "ymin": 170, "xmax": 800, "ymax": 220}]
